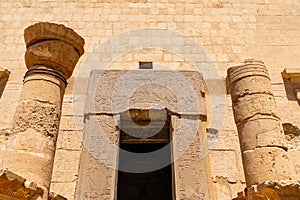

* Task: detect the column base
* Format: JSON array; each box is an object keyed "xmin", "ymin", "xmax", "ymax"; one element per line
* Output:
[
  {"xmin": 0, "ymin": 169, "xmax": 66, "ymax": 200},
  {"xmin": 234, "ymin": 180, "xmax": 300, "ymax": 200}
]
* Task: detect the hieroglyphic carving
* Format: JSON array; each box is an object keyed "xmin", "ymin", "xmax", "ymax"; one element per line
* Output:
[
  {"xmin": 171, "ymin": 115, "xmax": 211, "ymax": 200},
  {"xmin": 77, "ymin": 69, "xmax": 210, "ymax": 199}
]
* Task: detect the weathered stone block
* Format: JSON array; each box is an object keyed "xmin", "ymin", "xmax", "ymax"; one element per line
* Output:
[
  {"xmin": 237, "ymin": 116, "xmax": 287, "ymax": 151},
  {"xmin": 21, "ymin": 72, "xmax": 65, "ymax": 107},
  {"xmin": 287, "ymin": 149, "xmax": 300, "ymax": 180},
  {"xmin": 232, "ymin": 94, "xmax": 278, "ymax": 124},
  {"xmin": 229, "ymin": 75, "xmax": 273, "ymax": 102},
  {"xmin": 75, "ymin": 147, "xmax": 117, "ymax": 200},
  {"xmin": 227, "ymin": 59, "xmax": 272, "ymax": 102},
  {"xmin": 242, "ymin": 147, "xmax": 290, "ymax": 187},
  {"xmin": 209, "ymin": 150, "xmax": 239, "ymax": 183},
  {"xmin": 11, "ymin": 100, "xmax": 61, "ymax": 138},
  {"xmin": 51, "ymin": 149, "xmax": 81, "ymax": 183},
  {"xmin": 171, "ymin": 115, "xmax": 212, "ymax": 200},
  {"xmin": 3, "ymin": 150, "xmax": 53, "ymax": 188},
  {"xmin": 76, "ymin": 115, "xmax": 119, "ymax": 199},
  {"xmin": 56, "ymin": 130, "xmax": 82, "ymax": 151},
  {"xmin": 86, "ymin": 70, "xmax": 207, "ymax": 117}
]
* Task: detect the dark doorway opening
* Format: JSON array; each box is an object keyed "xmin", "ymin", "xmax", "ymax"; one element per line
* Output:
[
  {"xmin": 117, "ymin": 143, "xmax": 173, "ymax": 200},
  {"xmin": 117, "ymin": 109, "xmax": 173, "ymax": 200}
]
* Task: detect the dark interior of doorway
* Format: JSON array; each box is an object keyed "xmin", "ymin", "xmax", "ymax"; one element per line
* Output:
[{"xmin": 117, "ymin": 143, "xmax": 173, "ymax": 200}]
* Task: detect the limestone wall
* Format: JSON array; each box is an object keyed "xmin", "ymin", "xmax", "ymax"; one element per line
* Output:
[{"xmin": 0, "ymin": 0, "xmax": 299, "ymax": 199}]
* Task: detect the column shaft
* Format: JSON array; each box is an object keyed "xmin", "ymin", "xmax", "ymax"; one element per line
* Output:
[
  {"xmin": 4, "ymin": 66, "xmax": 66, "ymax": 189},
  {"xmin": 227, "ymin": 60, "xmax": 290, "ymax": 187},
  {"xmin": 0, "ymin": 22, "xmax": 84, "ymax": 200}
]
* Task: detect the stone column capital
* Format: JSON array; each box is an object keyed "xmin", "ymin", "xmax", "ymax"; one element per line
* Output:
[
  {"xmin": 1, "ymin": 22, "xmax": 85, "ymax": 200},
  {"xmin": 24, "ymin": 22, "xmax": 85, "ymax": 79}
]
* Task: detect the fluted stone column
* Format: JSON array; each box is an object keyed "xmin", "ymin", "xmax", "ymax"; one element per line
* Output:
[
  {"xmin": 227, "ymin": 60, "xmax": 290, "ymax": 188},
  {"xmin": 1, "ymin": 22, "xmax": 84, "ymax": 199}
]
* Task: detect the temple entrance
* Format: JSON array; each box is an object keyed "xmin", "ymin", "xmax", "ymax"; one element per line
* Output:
[
  {"xmin": 117, "ymin": 143, "xmax": 172, "ymax": 200},
  {"xmin": 117, "ymin": 109, "xmax": 173, "ymax": 200}
]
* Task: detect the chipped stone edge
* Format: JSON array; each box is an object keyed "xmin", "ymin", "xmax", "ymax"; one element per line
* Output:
[
  {"xmin": 0, "ymin": 169, "xmax": 68, "ymax": 200},
  {"xmin": 0, "ymin": 169, "xmax": 44, "ymax": 199},
  {"xmin": 235, "ymin": 180, "xmax": 300, "ymax": 199}
]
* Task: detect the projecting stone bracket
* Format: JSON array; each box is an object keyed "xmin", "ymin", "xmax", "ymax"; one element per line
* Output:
[{"xmin": 281, "ymin": 68, "xmax": 300, "ymax": 104}]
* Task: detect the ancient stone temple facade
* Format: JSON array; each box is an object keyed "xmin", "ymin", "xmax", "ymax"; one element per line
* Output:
[{"xmin": 0, "ymin": 1, "xmax": 299, "ymax": 200}]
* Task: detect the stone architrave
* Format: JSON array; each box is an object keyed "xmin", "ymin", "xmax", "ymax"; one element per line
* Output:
[
  {"xmin": 227, "ymin": 60, "xmax": 290, "ymax": 188},
  {"xmin": 0, "ymin": 22, "xmax": 84, "ymax": 199}
]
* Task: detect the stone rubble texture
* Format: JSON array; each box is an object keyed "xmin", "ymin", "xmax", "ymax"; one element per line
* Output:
[{"xmin": 0, "ymin": 0, "xmax": 299, "ymax": 199}]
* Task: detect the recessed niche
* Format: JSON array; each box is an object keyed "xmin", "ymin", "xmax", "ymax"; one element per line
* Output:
[{"xmin": 139, "ymin": 62, "xmax": 153, "ymax": 69}]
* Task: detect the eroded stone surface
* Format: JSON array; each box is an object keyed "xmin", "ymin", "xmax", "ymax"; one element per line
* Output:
[
  {"xmin": 171, "ymin": 115, "xmax": 212, "ymax": 200},
  {"xmin": 229, "ymin": 74, "xmax": 272, "ymax": 103},
  {"xmin": 237, "ymin": 116, "xmax": 287, "ymax": 151},
  {"xmin": 21, "ymin": 71, "xmax": 65, "ymax": 108},
  {"xmin": 3, "ymin": 128, "xmax": 55, "ymax": 188},
  {"xmin": 87, "ymin": 70, "xmax": 207, "ymax": 117},
  {"xmin": 228, "ymin": 60, "xmax": 291, "ymax": 189},
  {"xmin": 242, "ymin": 147, "xmax": 290, "ymax": 187},
  {"xmin": 0, "ymin": 22, "xmax": 84, "ymax": 200},
  {"xmin": 76, "ymin": 115, "xmax": 119, "ymax": 199},
  {"xmin": 232, "ymin": 94, "xmax": 278, "ymax": 125},
  {"xmin": 11, "ymin": 100, "xmax": 61, "ymax": 138},
  {"xmin": 284, "ymin": 123, "xmax": 300, "ymax": 150}
]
